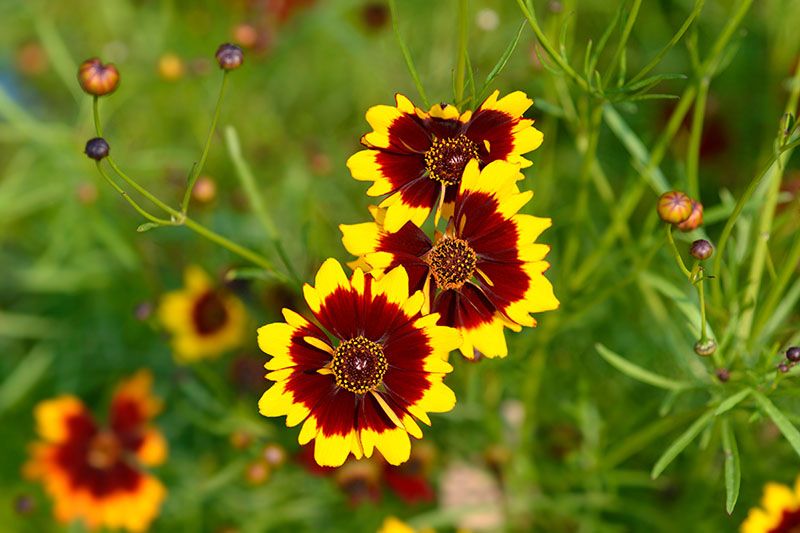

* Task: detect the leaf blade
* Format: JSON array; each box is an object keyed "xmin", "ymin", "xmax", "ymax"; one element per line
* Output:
[
  {"xmin": 721, "ymin": 419, "xmax": 741, "ymax": 514},
  {"xmin": 651, "ymin": 409, "xmax": 715, "ymax": 479},
  {"xmin": 752, "ymin": 390, "xmax": 800, "ymax": 458},
  {"xmin": 596, "ymin": 343, "xmax": 691, "ymax": 391}
]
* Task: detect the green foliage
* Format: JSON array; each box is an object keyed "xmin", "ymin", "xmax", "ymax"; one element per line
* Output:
[{"xmin": 2, "ymin": 0, "xmax": 800, "ymax": 531}]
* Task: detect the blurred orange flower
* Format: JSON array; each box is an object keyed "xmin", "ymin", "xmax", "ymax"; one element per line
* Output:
[{"xmin": 25, "ymin": 371, "xmax": 167, "ymax": 532}]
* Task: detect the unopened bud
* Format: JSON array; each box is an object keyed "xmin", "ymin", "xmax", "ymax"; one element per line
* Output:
[
  {"xmin": 787, "ymin": 346, "xmax": 800, "ymax": 362},
  {"xmin": 78, "ymin": 58, "xmax": 120, "ymax": 96},
  {"xmin": 84, "ymin": 137, "xmax": 110, "ymax": 160},
  {"xmin": 694, "ymin": 339, "xmax": 717, "ymax": 357},
  {"xmin": 657, "ymin": 191, "xmax": 693, "ymax": 224},
  {"xmin": 690, "ymin": 239, "xmax": 714, "ymax": 260},
  {"xmin": 778, "ymin": 363, "xmax": 790, "ymax": 374},
  {"xmin": 715, "ymin": 368, "xmax": 730, "ymax": 383},
  {"xmin": 215, "ymin": 43, "xmax": 243, "ymax": 70},
  {"xmin": 677, "ymin": 200, "xmax": 704, "ymax": 232}
]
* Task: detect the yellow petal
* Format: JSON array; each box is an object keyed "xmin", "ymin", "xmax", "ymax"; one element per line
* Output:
[{"xmin": 314, "ymin": 431, "xmax": 353, "ymax": 467}]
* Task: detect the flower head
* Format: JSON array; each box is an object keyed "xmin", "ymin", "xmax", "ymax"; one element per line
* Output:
[
  {"xmin": 258, "ymin": 259, "xmax": 460, "ymax": 467},
  {"xmin": 78, "ymin": 58, "xmax": 120, "ymax": 96},
  {"xmin": 689, "ymin": 239, "xmax": 714, "ymax": 260},
  {"xmin": 25, "ymin": 371, "xmax": 167, "ymax": 532},
  {"xmin": 215, "ymin": 43, "xmax": 244, "ymax": 70},
  {"xmin": 341, "ymin": 160, "xmax": 559, "ymax": 359},
  {"xmin": 348, "ymin": 91, "xmax": 543, "ymax": 232},
  {"xmin": 657, "ymin": 191, "xmax": 693, "ymax": 224},
  {"xmin": 158, "ymin": 266, "xmax": 247, "ymax": 363},
  {"xmin": 742, "ymin": 476, "xmax": 800, "ymax": 532},
  {"xmin": 84, "ymin": 137, "xmax": 110, "ymax": 161}
]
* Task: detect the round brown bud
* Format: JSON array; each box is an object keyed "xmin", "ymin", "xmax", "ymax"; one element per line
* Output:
[
  {"xmin": 715, "ymin": 368, "xmax": 730, "ymax": 383},
  {"xmin": 84, "ymin": 137, "xmax": 110, "ymax": 160},
  {"xmin": 677, "ymin": 200, "xmax": 704, "ymax": 232},
  {"xmin": 233, "ymin": 24, "xmax": 259, "ymax": 49},
  {"xmin": 215, "ymin": 43, "xmax": 243, "ymax": 70},
  {"xmin": 778, "ymin": 363, "xmax": 790, "ymax": 374},
  {"xmin": 78, "ymin": 58, "xmax": 120, "ymax": 96},
  {"xmin": 229, "ymin": 430, "xmax": 253, "ymax": 450},
  {"xmin": 689, "ymin": 239, "xmax": 714, "ymax": 260},
  {"xmin": 244, "ymin": 460, "xmax": 270, "ymax": 485},
  {"xmin": 657, "ymin": 191, "xmax": 693, "ymax": 224},
  {"xmin": 261, "ymin": 443, "xmax": 286, "ymax": 467},
  {"xmin": 787, "ymin": 346, "xmax": 800, "ymax": 362},
  {"xmin": 694, "ymin": 339, "xmax": 717, "ymax": 357}
]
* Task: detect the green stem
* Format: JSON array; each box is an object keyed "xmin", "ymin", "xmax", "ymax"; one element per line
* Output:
[
  {"xmin": 602, "ymin": 0, "xmax": 641, "ymax": 87},
  {"xmin": 751, "ymin": 229, "xmax": 800, "ymax": 341},
  {"xmin": 93, "ymin": 96, "xmax": 103, "ymax": 137},
  {"xmin": 686, "ymin": 77, "xmax": 709, "ymax": 199},
  {"xmin": 711, "ymin": 137, "xmax": 800, "ymax": 306},
  {"xmin": 666, "ymin": 225, "xmax": 692, "ymax": 279},
  {"xmin": 96, "ymin": 163, "xmax": 173, "ymax": 226},
  {"xmin": 181, "ymin": 71, "xmax": 229, "ymax": 214},
  {"xmin": 454, "ymin": 0, "xmax": 468, "ymax": 105},
  {"xmin": 515, "ymin": 0, "xmax": 589, "ymax": 92},
  {"xmin": 91, "ymin": 94, "xmax": 284, "ymax": 279},
  {"xmin": 388, "ymin": 0, "xmax": 430, "ymax": 108},
  {"xmin": 697, "ymin": 272, "xmax": 708, "ymax": 342}
]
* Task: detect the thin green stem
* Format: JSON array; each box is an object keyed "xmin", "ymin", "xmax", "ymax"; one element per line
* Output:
[
  {"xmin": 96, "ymin": 162, "xmax": 173, "ymax": 226},
  {"xmin": 181, "ymin": 71, "xmax": 229, "ymax": 214},
  {"xmin": 515, "ymin": 0, "xmax": 589, "ymax": 92},
  {"xmin": 91, "ymin": 95, "xmax": 283, "ymax": 278},
  {"xmin": 686, "ymin": 77, "xmax": 709, "ymax": 199},
  {"xmin": 697, "ymin": 273, "xmax": 708, "ymax": 342},
  {"xmin": 711, "ymin": 137, "xmax": 800, "ymax": 305},
  {"xmin": 751, "ymin": 229, "xmax": 800, "ymax": 341},
  {"xmin": 454, "ymin": 0, "xmax": 468, "ymax": 104},
  {"xmin": 93, "ymin": 97, "xmax": 102, "ymax": 137},
  {"xmin": 388, "ymin": 0, "xmax": 430, "ymax": 108},
  {"xmin": 603, "ymin": 0, "xmax": 641, "ymax": 87},
  {"xmin": 666, "ymin": 225, "xmax": 692, "ymax": 279}
]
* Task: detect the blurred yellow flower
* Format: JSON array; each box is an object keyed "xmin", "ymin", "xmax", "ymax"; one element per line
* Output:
[
  {"xmin": 25, "ymin": 371, "xmax": 167, "ymax": 532},
  {"xmin": 158, "ymin": 266, "xmax": 246, "ymax": 362},
  {"xmin": 742, "ymin": 476, "xmax": 800, "ymax": 532}
]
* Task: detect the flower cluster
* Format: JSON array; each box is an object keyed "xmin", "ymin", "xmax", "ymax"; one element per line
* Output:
[
  {"xmin": 258, "ymin": 90, "xmax": 558, "ymax": 466},
  {"xmin": 25, "ymin": 371, "xmax": 167, "ymax": 532}
]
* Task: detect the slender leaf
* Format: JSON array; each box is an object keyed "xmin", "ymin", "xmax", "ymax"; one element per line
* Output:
[
  {"xmin": 596, "ymin": 343, "xmax": 691, "ymax": 390},
  {"xmin": 480, "ymin": 21, "xmax": 526, "ymax": 96},
  {"xmin": 388, "ymin": 0, "xmax": 429, "ymax": 108},
  {"xmin": 0, "ymin": 345, "xmax": 53, "ymax": 413},
  {"xmin": 714, "ymin": 388, "xmax": 752, "ymax": 416},
  {"xmin": 721, "ymin": 419, "xmax": 741, "ymax": 514},
  {"xmin": 752, "ymin": 390, "xmax": 800, "ymax": 458},
  {"xmin": 603, "ymin": 105, "xmax": 669, "ymax": 192},
  {"xmin": 651, "ymin": 409, "xmax": 715, "ymax": 479}
]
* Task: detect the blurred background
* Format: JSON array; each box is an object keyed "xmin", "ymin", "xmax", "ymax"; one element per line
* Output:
[{"xmin": 1, "ymin": 0, "xmax": 800, "ymax": 531}]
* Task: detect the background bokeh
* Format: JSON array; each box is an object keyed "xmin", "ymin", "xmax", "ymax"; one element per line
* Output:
[{"xmin": 2, "ymin": 0, "xmax": 800, "ymax": 531}]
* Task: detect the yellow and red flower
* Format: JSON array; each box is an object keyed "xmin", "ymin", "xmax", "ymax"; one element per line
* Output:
[
  {"xmin": 158, "ymin": 266, "xmax": 247, "ymax": 363},
  {"xmin": 348, "ymin": 90, "xmax": 543, "ymax": 232},
  {"xmin": 742, "ymin": 476, "xmax": 800, "ymax": 533},
  {"xmin": 341, "ymin": 160, "xmax": 558, "ymax": 359},
  {"xmin": 258, "ymin": 258, "xmax": 461, "ymax": 467},
  {"xmin": 25, "ymin": 371, "xmax": 167, "ymax": 532}
]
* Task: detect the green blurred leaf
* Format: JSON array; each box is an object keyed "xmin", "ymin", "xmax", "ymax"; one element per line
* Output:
[
  {"xmin": 714, "ymin": 388, "xmax": 752, "ymax": 416},
  {"xmin": 752, "ymin": 390, "xmax": 800, "ymax": 458},
  {"xmin": 651, "ymin": 409, "xmax": 714, "ymax": 479},
  {"xmin": 0, "ymin": 345, "xmax": 53, "ymax": 413},
  {"xmin": 721, "ymin": 419, "xmax": 741, "ymax": 514},
  {"xmin": 596, "ymin": 343, "xmax": 692, "ymax": 390}
]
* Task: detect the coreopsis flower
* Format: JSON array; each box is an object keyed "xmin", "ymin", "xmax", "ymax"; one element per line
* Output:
[
  {"xmin": 657, "ymin": 191, "xmax": 693, "ymax": 224},
  {"xmin": 348, "ymin": 90, "xmax": 543, "ymax": 232},
  {"xmin": 341, "ymin": 160, "xmax": 558, "ymax": 358},
  {"xmin": 25, "ymin": 371, "xmax": 167, "ymax": 532},
  {"xmin": 158, "ymin": 266, "xmax": 247, "ymax": 363},
  {"xmin": 377, "ymin": 517, "xmax": 433, "ymax": 533},
  {"xmin": 742, "ymin": 476, "xmax": 800, "ymax": 532},
  {"xmin": 258, "ymin": 259, "xmax": 460, "ymax": 467}
]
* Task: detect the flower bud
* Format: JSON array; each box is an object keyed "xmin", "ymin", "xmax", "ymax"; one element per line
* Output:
[
  {"xmin": 657, "ymin": 191, "xmax": 693, "ymax": 224},
  {"xmin": 694, "ymin": 339, "xmax": 717, "ymax": 357},
  {"xmin": 215, "ymin": 43, "xmax": 243, "ymax": 70},
  {"xmin": 261, "ymin": 443, "xmax": 286, "ymax": 467},
  {"xmin": 78, "ymin": 58, "xmax": 120, "ymax": 96},
  {"xmin": 778, "ymin": 363, "xmax": 790, "ymax": 374},
  {"xmin": 787, "ymin": 346, "xmax": 800, "ymax": 362},
  {"xmin": 245, "ymin": 460, "xmax": 270, "ymax": 485},
  {"xmin": 84, "ymin": 137, "xmax": 110, "ymax": 160},
  {"xmin": 715, "ymin": 368, "xmax": 730, "ymax": 383},
  {"xmin": 192, "ymin": 176, "xmax": 217, "ymax": 204},
  {"xmin": 689, "ymin": 239, "xmax": 714, "ymax": 260},
  {"xmin": 677, "ymin": 200, "xmax": 703, "ymax": 231}
]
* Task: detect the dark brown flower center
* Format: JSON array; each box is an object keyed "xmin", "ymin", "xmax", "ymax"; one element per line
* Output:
[
  {"xmin": 192, "ymin": 290, "xmax": 229, "ymax": 335},
  {"xmin": 424, "ymin": 134, "xmax": 479, "ymax": 185},
  {"xmin": 426, "ymin": 237, "xmax": 477, "ymax": 290},
  {"xmin": 332, "ymin": 336, "xmax": 387, "ymax": 395},
  {"xmin": 87, "ymin": 431, "xmax": 122, "ymax": 470}
]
